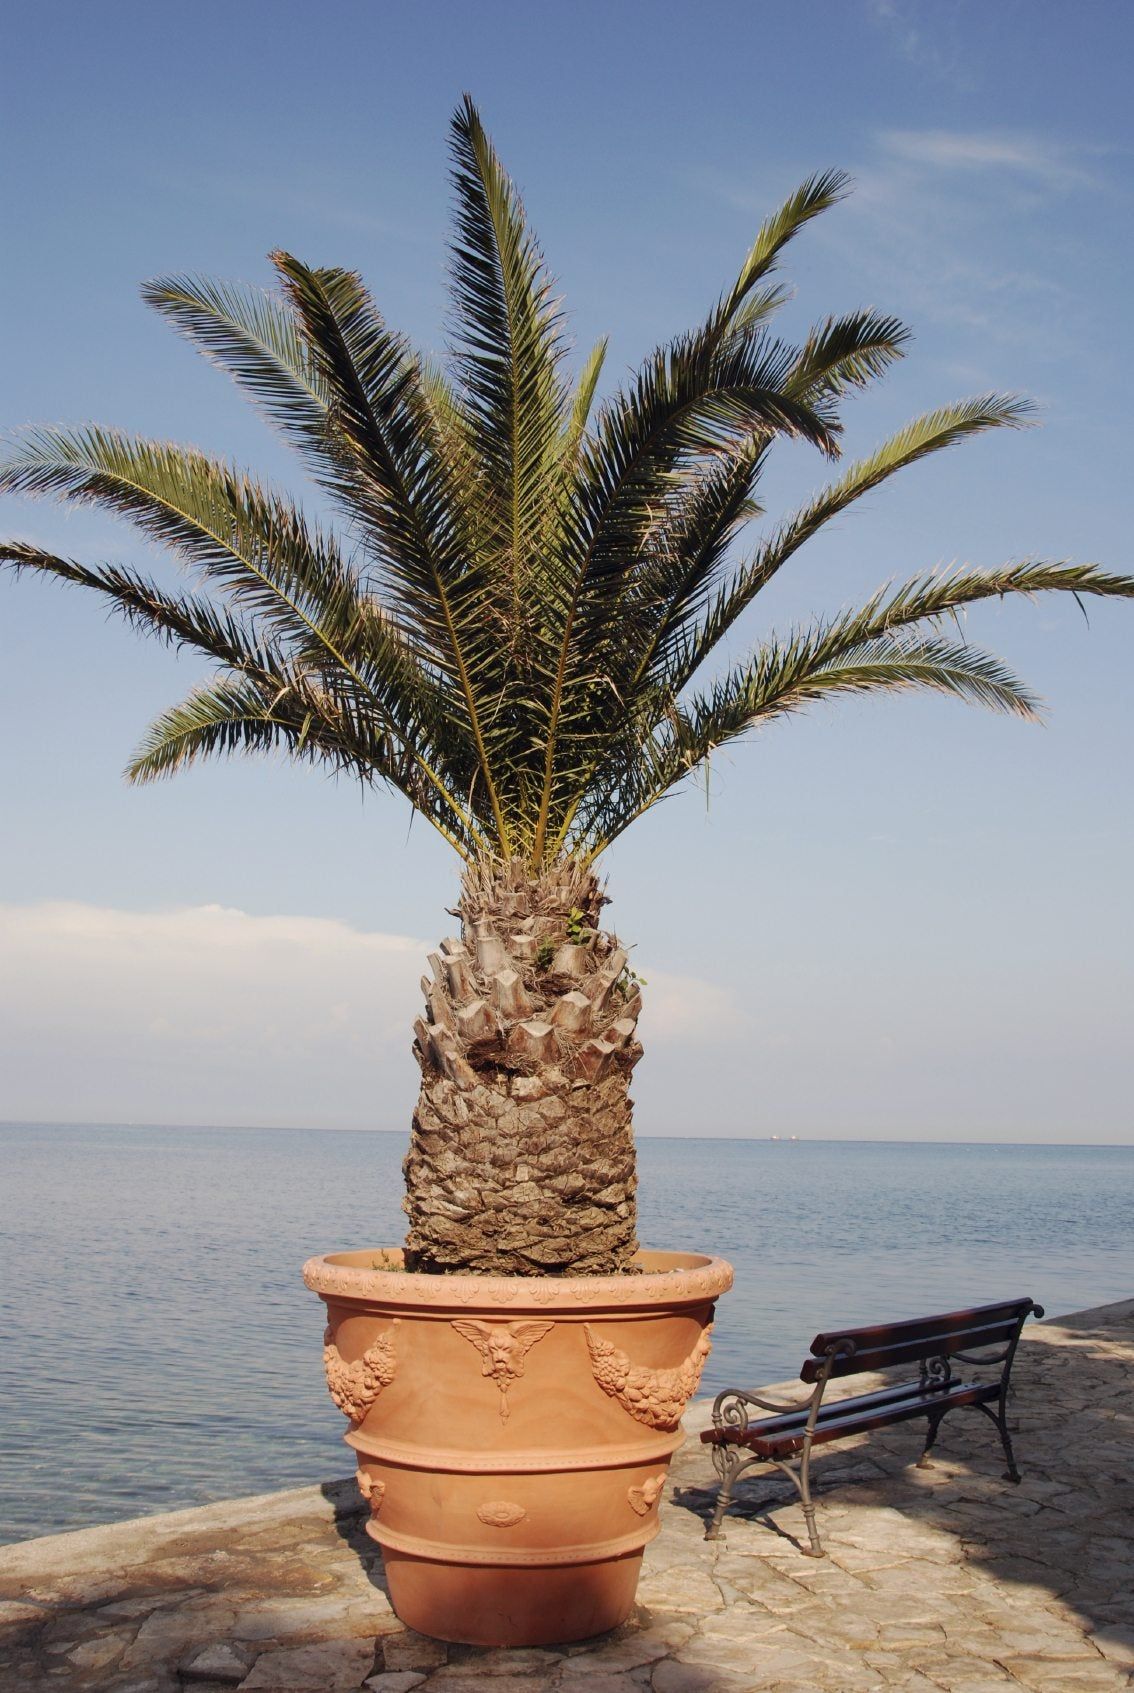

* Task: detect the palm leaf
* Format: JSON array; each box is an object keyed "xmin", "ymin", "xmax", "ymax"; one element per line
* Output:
[
  {"xmin": 3, "ymin": 104, "xmax": 1130, "ymax": 879},
  {"xmin": 576, "ymin": 632, "xmax": 1038, "ymax": 854},
  {"xmin": 0, "ymin": 541, "xmax": 272, "ymax": 669},
  {"xmin": 268, "ymin": 253, "xmax": 513, "ymax": 851},
  {"xmin": 141, "ymin": 273, "xmax": 333, "ymax": 448},
  {"xmin": 562, "ymin": 337, "xmax": 608, "ymax": 467},
  {"xmin": 578, "ymin": 557, "xmax": 1134, "ymax": 852},
  {"xmin": 529, "ymin": 327, "xmax": 841, "ymax": 861},
  {"xmin": 673, "ymin": 394, "xmax": 1035, "ymax": 689},
  {"xmin": 125, "ymin": 672, "xmax": 472, "ymax": 852},
  {"xmin": 714, "ymin": 170, "xmax": 852, "ymax": 336},
  {"xmin": 447, "ymin": 95, "xmax": 569, "ymax": 621},
  {"xmin": 786, "ymin": 309, "xmax": 910, "ymax": 401},
  {"xmin": 0, "ymin": 481, "xmax": 486, "ymax": 852}
]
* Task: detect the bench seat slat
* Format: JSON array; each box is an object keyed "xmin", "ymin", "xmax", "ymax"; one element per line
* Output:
[
  {"xmin": 703, "ymin": 1377, "xmax": 946, "ymax": 1444},
  {"xmin": 748, "ymin": 1380, "xmax": 997, "ymax": 1457}
]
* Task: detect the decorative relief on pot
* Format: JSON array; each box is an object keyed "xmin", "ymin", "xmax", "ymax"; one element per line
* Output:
[
  {"xmin": 323, "ymin": 1321, "xmax": 399, "ymax": 1423},
  {"xmin": 627, "ymin": 1474, "xmax": 667, "ymax": 1516},
  {"xmin": 476, "ymin": 1500, "xmax": 527, "ymax": 1528},
  {"xmin": 356, "ymin": 1468, "xmax": 385, "ymax": 1515},
  {"xmin": 451, "ymin": 1319, "xmax": 555, "ymax": 1422},
  {"xmin": 583, "ymin": 1325, "xmax": 712, "ymax": 1430}
]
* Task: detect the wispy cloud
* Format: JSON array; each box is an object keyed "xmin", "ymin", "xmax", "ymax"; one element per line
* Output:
[
  {"xmin": 0, "ymin": 902, "xmax": 427, "ymax": 1129},
  {"xmin": 148, "ymin": 164, "xmax": 429, "ymax": 244},
  {"xmin": 863, "ymin": 0, "xmax": 977, "ymax": 91},
  {"xmin": 878, "ymin": 128, "xmax": 1099, "ymax": 192},
  {"xmin": 694, "ymin": 130, "xmax": 1082, "ymax": 349},
  {"xmin": 636, "ymin": 968, "xmax": 743, "ymax": 1043},
  {"xmin": 0, "ymin": 902, "xmax": 740, "ymax": 1129},
  {"xmin": 783, "ymin": 122, "xmax": 1114, "ymax": 359}
]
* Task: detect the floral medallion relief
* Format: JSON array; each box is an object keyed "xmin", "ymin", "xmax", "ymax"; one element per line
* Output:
[{"xmin": 476, "ymin": 1500, "xmax": 527, "ymax": 1527}]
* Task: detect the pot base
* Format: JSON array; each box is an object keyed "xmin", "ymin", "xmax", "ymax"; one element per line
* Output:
[{"xmin": 381, "ymin": 1545, "xmax": 644, "ymax": 1646}]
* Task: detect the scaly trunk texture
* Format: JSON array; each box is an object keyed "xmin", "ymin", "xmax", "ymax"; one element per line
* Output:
[{"xmin": 402, "ymin": 859, "xmax": 643, "ymax": 1275}]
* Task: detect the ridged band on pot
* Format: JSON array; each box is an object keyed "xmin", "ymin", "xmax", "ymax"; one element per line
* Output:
[{"xmin": 305, "ymin": 1247, "xmax": 733, "ymax": 1646}]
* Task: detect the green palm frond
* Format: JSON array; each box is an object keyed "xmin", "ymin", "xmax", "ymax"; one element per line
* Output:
[
  {"xmin": 787, "ymin": 309, "xmax": 910, "ymax": 401},
  {"xmin": 140, "ymin": 273, "xmax": 333, "ymax": 446},
  {"xmin": 562, "ymin": 338, "xmax": 608, "ymax": 467},
  {"xmin": 575, "ymin": 557, "xmax": 1134, "ymax": 853},
  {"xmin": 802, "ymin": 558, "xmax": 1134, "ymax": 648},
  {"xmin": 674, "ymin": 394, "xmax": 1035, "ymax": 688},
  {"xmin": 528, "ymin": 327, "xmax": 842, "ymax": 859},
  {"xmin": 125, "ymin": 671, "xmax": 471, "ymax": 850},
  {"xmin": 532, "ymin": 306, "xmax": 911, "ymax": 855},
  {"xmin": 718, "ymin": 282, "xmax": 794, "ymax": 348},
  {"xmin": 0, "ymin": 426, "xmax": 353, "ymax": 637},
  {"xmin": 0, "ymin": 541, "xmax": 272, "ymax": 669},
  {"xmin": 0, "ymin": 426, "xmax": 454, "ymax": 730},
  {"xmin": 126, "ymin": 675, "xmax": 327, "ymax": 783},
  {"xmin": 266, "ymin": 255, "xmax": 467, "ymax": 617},
  {"xmin": 2, "ymin": 100, "xmax": 1129, "ymax": 876},
  {"xmin": 577, "ymin": 310, "xmax": 911, "ymax": 709},
  {"xmin": 448, "ymin": 95, "xmax": 570, "ymax": 614},
  {"xmin": 574, "ymin": 632, "xmax": 1039, "ymax": 855},
  {"xmin": 266, "ymin": 253, "xmax": 514, "ymax": 842},
  {"xmin": 715, "ymin": 170, "xmax": 852, "ymax": 334},
  {"xmin": 0, "ymin": 542, "xmax": 479, "ymax": 847},
  {"xmin": 0, "ymin": 528, "xmax": 485, "ymax": 858}
]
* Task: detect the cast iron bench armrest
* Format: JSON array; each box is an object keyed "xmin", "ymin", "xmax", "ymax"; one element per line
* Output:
[{"xmin": 700, "ymin": 1297, "xmax": 1043, "ymax": 1557}]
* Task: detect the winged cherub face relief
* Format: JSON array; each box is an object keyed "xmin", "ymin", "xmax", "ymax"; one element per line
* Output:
[{"xmin": 450, "ymin": 1319, "xmax": 555, "ymax": 1421}]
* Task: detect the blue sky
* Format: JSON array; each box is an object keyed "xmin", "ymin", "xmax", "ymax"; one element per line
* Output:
[{"xmin": 1, "ymin": 1, "xmax": 1131, "ymax": 1140}]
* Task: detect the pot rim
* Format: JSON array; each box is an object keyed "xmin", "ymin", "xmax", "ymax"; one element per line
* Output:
[{"xmin": 303, "ymin": 1246, "xmax": 732, "ymax": 1311}]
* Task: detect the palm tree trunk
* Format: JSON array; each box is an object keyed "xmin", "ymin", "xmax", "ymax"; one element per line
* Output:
[{"xmin": 402, "ymin": 860, "xmax": 643, "ymax": 1274}]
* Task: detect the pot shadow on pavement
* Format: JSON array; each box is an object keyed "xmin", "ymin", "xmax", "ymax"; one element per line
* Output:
[
  {"xmin": 320, "ymin": 1478, "xmax": 390, "ymax": 1601},
  {"xmin": 673, "ymin": 1305, "xmax": 1134, "ymax": 1671}
]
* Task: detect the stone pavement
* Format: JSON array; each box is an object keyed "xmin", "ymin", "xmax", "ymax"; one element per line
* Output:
[{"xmin": 1, "ymin": 1299, "xmax": 1131, "ymax": 1693}]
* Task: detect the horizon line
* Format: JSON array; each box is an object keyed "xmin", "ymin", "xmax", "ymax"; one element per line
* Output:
[{"xmin": 1, "ymin": 1119, "xmax": 1131, "ymax": 1150}]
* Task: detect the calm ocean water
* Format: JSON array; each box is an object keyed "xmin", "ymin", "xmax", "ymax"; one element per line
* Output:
[{"xmin": 1, "ymin": 1125, "xmax": 1131, "ymax": 1545}]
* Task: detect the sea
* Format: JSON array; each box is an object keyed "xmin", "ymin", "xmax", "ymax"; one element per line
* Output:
[{"xmin": 1, "ymin": 1125, "xmax": 1131, "ymax": 1546}]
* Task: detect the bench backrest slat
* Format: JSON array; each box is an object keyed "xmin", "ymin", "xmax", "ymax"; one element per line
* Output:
[{"xmin": 800, "ymin": 1298, "xmax": 1036, "ymax": 1382}]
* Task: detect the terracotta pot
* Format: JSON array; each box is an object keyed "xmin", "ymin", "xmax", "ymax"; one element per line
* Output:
[{"xmin": 303, "ymin": 1247, "xmax": 732, "ymax": 1647}]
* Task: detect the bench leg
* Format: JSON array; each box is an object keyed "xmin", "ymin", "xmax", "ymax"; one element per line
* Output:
[
  {"xmin": 705, "ymin": 1442, "xmax": 744, "ymax": 1540},
  {"xmin": 975, "ymin": 1399, "xmax": 1021, "ymax": 1483},
  {"xmin": 916, "ymin": 1409, "xmax": 947, "ymax": 1469},
  {"xmin": 770, "ymin": 1452, "xmax": 825, "ymax": 1557},
  {"xmin": 796, "ymin": 1443, "xmax": 824, "ymax": 1558},
  {"xmin": 995, "ymin": 1401, "xmax": 1021, "ymax": 1483}
]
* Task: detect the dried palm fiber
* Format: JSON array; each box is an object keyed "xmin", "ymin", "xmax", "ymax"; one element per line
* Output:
[{"xmin": 404, "ymin": 859, "xmax": 643, "ymax": 1273}]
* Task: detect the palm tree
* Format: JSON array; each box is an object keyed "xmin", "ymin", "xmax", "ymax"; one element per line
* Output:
[{"xmin": 3, "ymin": 99, "xmax": 1130, "ymax": 1276}]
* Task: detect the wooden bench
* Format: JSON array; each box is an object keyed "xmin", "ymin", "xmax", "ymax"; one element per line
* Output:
[{"xmin": 700, "ymin": 1296, "xmax": 1043, "ymax": 1556}]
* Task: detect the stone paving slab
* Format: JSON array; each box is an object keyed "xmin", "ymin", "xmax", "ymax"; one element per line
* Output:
[{"xmin": 1, "ymin": 1298, "xmax": 1131, "ymax": 1693}]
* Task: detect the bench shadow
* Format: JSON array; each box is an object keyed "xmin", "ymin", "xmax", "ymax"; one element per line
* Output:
[
  {"xmin": 673, "ymin": 1450, "xmax": 888, "ymax": 1559},
  {"xmin": 678, "ymin": 1306, "xmax": 1134, "ymax": 1661}
]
